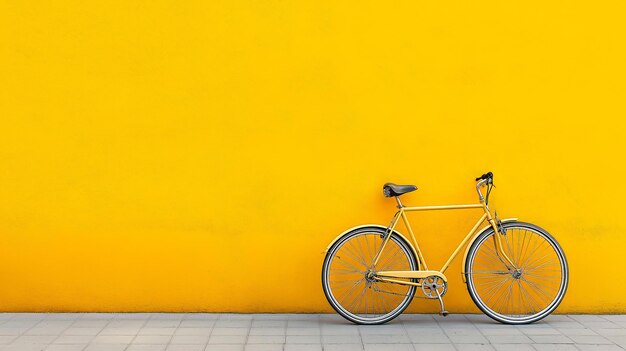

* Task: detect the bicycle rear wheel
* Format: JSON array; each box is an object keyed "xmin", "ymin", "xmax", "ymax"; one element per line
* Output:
[
  {"xmin": 322, "ymin": 226, "xmax": 418, "ymax": 324},
  {"xmin": 465, "ymin": 221, "xmax": 568, "ymax": 324}
]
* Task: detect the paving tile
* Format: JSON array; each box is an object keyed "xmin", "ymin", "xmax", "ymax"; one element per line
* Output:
[
  {"xmin": 252, "ymin": 320, "xmax": 287, "ymax": 328},
  {"xmin": 364, "ymin": 344, "xmax": 414, "ymax": 351},
  {"xmin": 286, "ymin": 327, "xmax": 320, "ymax": 335},
  {"xmin": 249, "ymin": 328, "xmax": 285, "ymax": 336},
  {"xmin": 84, "ymin": 344, "xmax": 128, "ymax": 351},
  {"xmin": 45, "ymin": 345, "xmax": 87, "ymax": 351},
  {"xmin": 455, "ymin": 345, "xmax": 496, "ymax": 351},
  {"xmin": 447, "ymin": 335, "xmax": 489, "ymax": 344},
  {"xmin": 485, "ymin": 335, "xmax": 534, "ymax": 344},
  {"xmin": 204, "ymin": 345, "xmax": 245, "ymax": 351},
  {"xmin": 127, "ymin": 345, "xmax": 167, "ymax": 351},
  {"xmin": 91, "ymin": 334, "xmax": 135, "ymax": 344},
  {"xmin": 12, "ymin": 335, "xmax": 57, "ymax": 344},
  {"xmin": 409, "ymin": 333, "xmax": 451, "ymax": 343},
  {"xmin": 0, "ymin": 328, "xmax": 28, "ymax": 336},
  {"xmin": 212, "ymin": 327, "xmax": 249, "ymax": 336},
  {"xmin": 138, "ymin": 327, "xmax": 177, "ymax": 335},
  {"xmin": 184, "ymin": 313, "xmax": 220, "ymax": 320},
  {"xmin": 63, "ymin": 327, "xmax": 103, "ymax": 335},
  {"xmin": 100, "ymin": 327, "xmax": 141, "ymax": 335},
  {"xmin": 574, "ymin": 346, "xmax": 624, "ymax": 351},
  {"xmin": 518, "ymin": 327, "xmax": 561, "ymax": 335},
  {"xmin": 2, "ymin": 345, "xmax": 53, "ymax": 351},
  {"xmin": 566, "ymin": 335, "xmax": 613, "ymax": 344},
  {"xmin": 361, "ymin": 334, "xmax": 411, "ymax": 344},
  {"xmin": 0, "ymin": 335, "xmax": 17, "ymax": 344},
  {"xmin": 170, "ymin": 335, "xmax": 210, "ymax": 344},
  {"xmin": 322, "ymin": 335, "xmax": 362, "ymax": 344},
  {"xmin": 52, "ymin": 335, "xmax": 94, "ymax": 344},
  {"xmin": 284, "ymin": 345, "xmax": 322, "ymax": 351},
  {"xmin": 286, "ymin": 335, "xmax": 320, "ymax": 344},
  {"xmin": 528, "ymin": 334, "xmax": 574, "ymax": 344},
  {"xmin": 133, "ymin": 335, "xmax": 171, "ymax": 344},
  {"xmin": 531, "ymin": 345, "xmax": 578, "ymax": 351},
  {"xmin": 246, "ymin": 335, "xmax": 285, "ymax": 344},
  {"xmin": 215, "ymin": 321, "xmax": 252, "ymax": 328},
  {"xmin": 492, "ymin": 345, "xmax": 535, "ymax": 351},
  {"xmin": 243, "ymin": 345, "xmax": 282, "ymax": 351},
  {"xmin": 412, "ymin": 344, "xmax": 454, "ymax": 351},
  {"xmin": 322, "ymin": 344, "xmax": 363, "ymax": 351},
  {"xmin": 167, "ymin": 345, "xmax": 206, "ymax": 351},
  {"xmin": 208, "ymin": 335, "xmax": 248, "ymax": 344},
  {"xmin": 180, "ymin": 320, "xmax": 216, "ymax": 327},
  {"xmin": 71, "ymin": 320, "xmax": 110, "ymax": 327},
  {"xmin": 175, "ymin": 327, "xmax": 213, "ymax": 335}
]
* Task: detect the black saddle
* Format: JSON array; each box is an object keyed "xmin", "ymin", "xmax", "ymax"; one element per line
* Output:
[{"xmin": 383, "ymin": 183, "xmax": 418, "ymax": 197}]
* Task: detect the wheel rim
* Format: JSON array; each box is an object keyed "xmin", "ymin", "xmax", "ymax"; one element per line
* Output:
[
  {"xmin": 467, "ymin": 225, "xmax": 567, "ymax": 323},
  {"xmin": 324, "ymin": 231, "xmax": 416, "ymax": 323}
]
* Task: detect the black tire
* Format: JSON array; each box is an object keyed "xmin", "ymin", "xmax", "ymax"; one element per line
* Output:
[
  {"xmin": 465, "ymin": 221, "xmax": 569, "ymax": 324},
  {"xmin": 322, "ymin": 226, "xmax": 419, "ymax": 324}
]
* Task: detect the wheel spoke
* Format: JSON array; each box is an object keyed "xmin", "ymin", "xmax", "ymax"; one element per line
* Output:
[
  {"xmin": 467, "ymin": 225, "xmax": 567, "ymax": 323},
  {"xmin": 323, "ymin": 231, "xmax": 416, "ymax": 323}
]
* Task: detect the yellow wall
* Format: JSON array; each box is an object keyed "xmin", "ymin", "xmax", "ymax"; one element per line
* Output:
[{"xmin": 1, "ymin": 1, "xmax": 625, "ymax": 312}]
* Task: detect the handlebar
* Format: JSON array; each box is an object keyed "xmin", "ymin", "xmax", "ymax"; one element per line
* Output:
[
  {"xmin": 475, "ymin": 172, "xmax": 493, "ymax": 182},
  {"xmin": 475, "ymin": 171, "xmax": 494, "ymax": 204}
]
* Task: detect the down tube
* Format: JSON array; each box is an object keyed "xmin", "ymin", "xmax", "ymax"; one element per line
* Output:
[{"xmin": 439, "ymin": 213, "xmax": 488, "ymax": 274}]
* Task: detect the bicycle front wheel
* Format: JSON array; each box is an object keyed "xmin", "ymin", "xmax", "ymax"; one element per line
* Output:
[
  {"xmin": 322, "ymin": 226, "xmax": 418, "ymax": 324},
  {"xmin": 465, "ymin": 221, "xmax": 568, "ymax": 324}
]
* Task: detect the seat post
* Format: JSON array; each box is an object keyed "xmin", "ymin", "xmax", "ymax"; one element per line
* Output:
[{"xmin": 395, "ymin": 196, "xmax": 404, "ymax": 208}]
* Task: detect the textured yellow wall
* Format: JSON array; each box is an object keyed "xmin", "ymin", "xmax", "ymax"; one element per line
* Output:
[{"xmin": 1, "ymin": 1, "xmax": 625, "ymax": 312}]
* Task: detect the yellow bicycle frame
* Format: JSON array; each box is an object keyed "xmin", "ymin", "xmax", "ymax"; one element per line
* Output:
[{"xmin": 370, "ymin": 185, "xmax": 518, "ymax": 288}]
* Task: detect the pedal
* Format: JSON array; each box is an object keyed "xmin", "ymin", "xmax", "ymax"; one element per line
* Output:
[{"xmin": 435, "ymin": 289, "xmax": 448, "ymax": 317}]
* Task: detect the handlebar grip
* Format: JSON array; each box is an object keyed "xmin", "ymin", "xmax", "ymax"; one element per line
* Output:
[{"xmin": 475, "ymin": 172, "xmax": 493, "ymax": 181}]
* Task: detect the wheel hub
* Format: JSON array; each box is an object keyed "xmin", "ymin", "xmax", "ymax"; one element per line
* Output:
[
  {"xmin": 512, "ymin": 269, "xmax": 522, "ymax": 279},
  {"xmin": 365, "ymin": 270, "xmax": 376, "ymax": 283}
]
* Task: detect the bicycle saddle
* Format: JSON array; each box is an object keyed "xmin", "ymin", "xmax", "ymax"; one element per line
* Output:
[{"xmin": 383, "ymin": 183, "xmax": 418, "ymax": 197}]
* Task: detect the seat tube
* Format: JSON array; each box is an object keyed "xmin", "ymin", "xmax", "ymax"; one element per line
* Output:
[{"xmin": 372, "ymin": 210, "xmax": 401, "ymax": 266}]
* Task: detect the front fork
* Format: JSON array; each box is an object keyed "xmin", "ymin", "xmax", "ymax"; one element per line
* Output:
[{"xmin": 488, "ymin": 211, "xmax": 517, "ymax": 270}]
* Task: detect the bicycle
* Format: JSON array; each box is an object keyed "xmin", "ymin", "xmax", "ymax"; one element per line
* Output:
[{"xmin": 322, "ymin": 172, "xmax": 568, "ymax": 325}]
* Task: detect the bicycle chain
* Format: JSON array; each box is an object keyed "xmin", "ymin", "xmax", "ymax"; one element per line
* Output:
[{"xmin": 371, "ymin": 284, "xmax": 432, "ymax": 300}]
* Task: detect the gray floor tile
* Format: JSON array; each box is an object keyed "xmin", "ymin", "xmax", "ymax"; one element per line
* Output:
[
  {"xmin": 249, "ymin": 328, "xmax": 285, "ymax": 336},
  {"xmin": 322, "ymin": 334, "xmax": 362, "ymax": 343},
  {"xmin": 455, "ymin": 345, "xmax": 496, "ymax": 351},
  {"xmin": 246, "ymin": 335, "xmax": 285, "ymax": 344},
  {"xmin": 52, "ymin": 335, "xmax": 94, "ymax": 344},
  {"xmin": 167, "ymin": 345, "xmax": 206, "ymax": 351},
  {"xmin": 286, "ymin": 328, "xmax": 320, "ymax": 335},
  {"xmin": 133, "ymin": 335, "xmax": 171, "ymax": 344},
  {"xmin": 364, "ymin": 344, "xmax": 414, "ymax": 351},
  {"xmin": 529, "ymin": 335, "xmax": 574, "ymax": 344},
  {"xmin": 361, "ymin": 334, "xmax": 411, "ymax": 344},
  {"xmin": 412, "ymin": 344, "xmax": 456, "ymax": 351},
  {"xmin": 204, "ymin": 345, "xmax": 245, "ymax": 351},
  {"xmin": 286, "ymin": 335, "xmax": 320, "ymax": 343},
  {"xmin": 175, "ymin": 327, "xmax": 213, "ymax": 335},
  {"xmin": 243, "ymin": 345, "xmax": 282, "ymax": 351},
  {"xmin": 485, "ymin": 335, "xmax": 534, "ymax": 344},
  {"xmin": 212, "ymin": 328, "xmax": 249, "ymax": 336},
  {"xmin": 45, "ymin": 345, "xmax": 87, "ymax": 351},
  {"xmin": 91, "ymin": 334, "xmax": 135, "ymax": 344},
  {"xmin": 284, "ymin": 345, "xmax": 322, "ymax": 351},
  {"xmin": 170, "ymin": 335, "xmax": 210, "ymax": 344},
  {"xmin": 322, "ymin": 344, "xmax": 363, "ymax": 351},
  {"xmin": 208, "ymin": 335, "xmax": 248, "ymax": 344},
  {"xmin": 531, "ymin": 345, "xmax": 578, "ymax": 351},
  {"xmin": 127, "ymin": 345, "xmax": 167, "ymax": 351}
]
